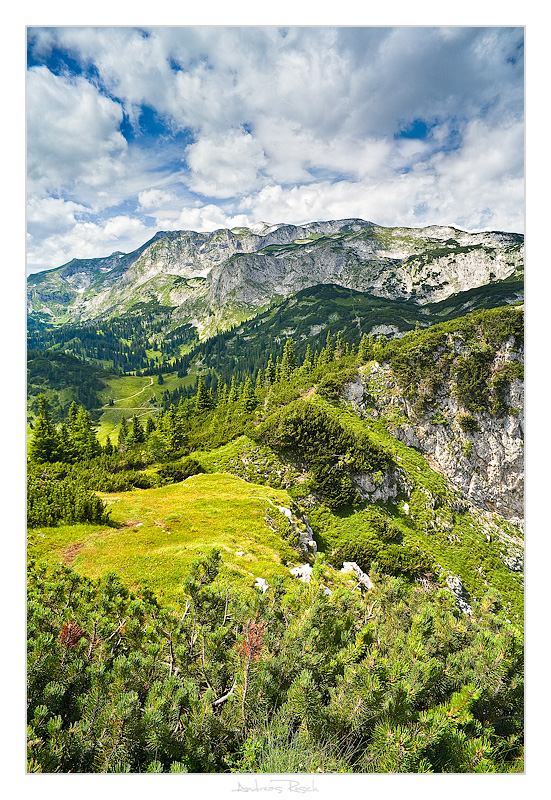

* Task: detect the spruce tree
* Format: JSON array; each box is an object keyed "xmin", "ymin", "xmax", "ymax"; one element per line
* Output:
[
  {"xmin": 71, "ymin": 407, "xmax": 101, "ymax": 459},
  {"xmin": 335, "ymin": 331, "xmax": 344, "ymax": 359},
  {"xmin": 264, "ymin": 356, "xmax": 276, "ymax": 386},
  {"xmin": 320, "ymin": 330, "xmax": 334, "ymax": 364},
  {"xmin": 228, "ymin": 376, "xmax": 239, "ymax": 403},
  {"xmin": 131, "ymin": 414, "xmax": 145, "ymax": 444},
  {"xmin": 145, "ymin": 415, "xmax": 156, "ymax": 437},
  {"xmin": 29, "ymin": 395, "xmax": 63, "ymax": 463},
  {"xmin": 216, "ymin": 375, "xmax": 225, "ymax": 403},
  {"xmin": 255, "ymin": 369, "xmax": 264, "ymax": 398},
  {"xmin": 358, "ymin": 333, "xmax": 371, "ymax": 362},
  {"xmin": 302, "ymin": 343, "xmax": 313, "ymax": 372},
  {"xmin": 241, "ymin": 376, "xmax": 257, "ymax": 413},
  {"xmin": 195, "ymin": 376, "xmax": 212, "ymax": 414},
  {"xmin": 280, "ymin": 338, "xmax": 297, "ymax": 380}
]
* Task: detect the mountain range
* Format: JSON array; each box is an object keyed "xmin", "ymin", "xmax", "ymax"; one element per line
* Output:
[{"xmin": 27, "ymin": 219, "xmax": 524, "ymax": 338}]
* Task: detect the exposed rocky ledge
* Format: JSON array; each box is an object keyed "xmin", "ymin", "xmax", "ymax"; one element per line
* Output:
[{"xmin": 343, "ymin": 345, "xmax": 524, "ymax": 527}]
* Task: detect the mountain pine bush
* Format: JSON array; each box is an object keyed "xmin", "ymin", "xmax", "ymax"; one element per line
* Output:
[{"xmin": 27, "ymin": 552, "xmax": 523, "ymax": 773}]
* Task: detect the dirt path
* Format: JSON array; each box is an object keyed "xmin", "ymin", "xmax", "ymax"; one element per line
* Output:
[{"xmin": 101, "ymin": 376, "xmax": 154, "ymax": 409}]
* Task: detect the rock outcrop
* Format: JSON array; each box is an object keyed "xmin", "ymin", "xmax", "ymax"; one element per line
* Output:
[{"xmin": 343, "ymin": 339, "xmax": 524, "ymax": 527}]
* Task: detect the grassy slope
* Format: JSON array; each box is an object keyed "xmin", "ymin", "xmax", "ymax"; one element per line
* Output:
[
  {"xmin": 28, "ymin": 305, "xmax": 524, "ymax": 625},
  {"xmin": 28, "ymin": 473, "xmax": 303, "ymax": 610}
]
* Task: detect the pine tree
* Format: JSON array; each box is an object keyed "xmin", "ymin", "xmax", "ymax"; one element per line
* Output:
[
  {"xmin": 280, "ymin": 338, "xmax": 298, "ymax": 380},
  {"xmin": 29, "ymin": 395, "xmax": 63, "ymax": 463},
  {"xmin": 255, "ymin": 369, "xmax": 264, "ymax": 398},
  {"xmin": 216, "ymin": 375, "xmax": 226, "ymax": 403},
  {"xmin": 145, "ymin": 415, "xmax": 156, "ymax": 437},
  {"xmin": 264, "ymin": 356, "xmax": 276, "ymax": 386},
  {"xmin": 320, "ymin": 330, "xmax": 334, "ymax": 364},
  {"xmin": 335, "ymin": 331, "xmax": 344, "ymax": 359},
  {"xmin": 70, "ymin": 407, "xmax": 101, "ymax": 459},
  {"xmin": 302, "ymin": 343, "xmax": 313, "ymax": 372},
  {"xmin": 195, "ymin": 376, "xmax": 212, "ymax": 414},
  {"xmin": 104, "ymin": 436, "xmax": 114, "ymax": 456},
  {"xmin": 131, "ymin": 414, "xmax": 145, "ymax": 444},
  {"xmin": 228, "ymin": 376, "xmax": 239, "ymax": 403},
  {"xmin": 241, "ymin": 376, "xmax": 257, "ymax": 413},
  {"xmin": 358, "ymin": 333, "xmax": 371, "ymax": 362}
]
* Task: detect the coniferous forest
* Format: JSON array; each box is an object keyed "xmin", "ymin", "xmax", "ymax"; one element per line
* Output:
[
  {"xmin": 27, "ymin": 304, "xmax": 525, "ymax": 774},
  {"xmin": 25, "ymin": 24, "xmax": 528, "ymax": 783}
]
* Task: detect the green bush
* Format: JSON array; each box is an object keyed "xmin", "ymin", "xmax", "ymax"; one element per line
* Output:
[
  {"xmin": 27, "ymin": 553, "xmax": 524, "ymax": 774},
  {"xmin": 156, "ymin": 457, "xmax": 204, "ymax": 485},
  {"xmin": 453, "ymin": 350, "xmax": 492, "ymax": 413},
  {"xmin": 27, "ymin": 467, "xmax": 110, "ymax": 527},
  {"xmin": 254, "ymin": 400, "xmax": 390, "ymax": 508},
  {"xmin": 457, "ymin": 414, "xmax": 480, "ymax": 433},
  {"xmin": 332, "ymin": 525, "xmax": 434, "ymax": 581}
]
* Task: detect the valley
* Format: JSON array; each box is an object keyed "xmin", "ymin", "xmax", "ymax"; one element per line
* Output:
[{"xmin": 26, "ymin": 220, "xmax": 525, "ymax": 774}]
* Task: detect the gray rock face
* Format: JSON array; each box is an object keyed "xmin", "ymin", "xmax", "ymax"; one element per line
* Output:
[
  {"xmin": 344, "ymin": 341, "xmax": 524, "ymax": 526},
  {"xmin": 353, "ymin": 466, "xmax": 405, "ymax": 504},
  {"xmin": 446, "ymin": 575, "xmax": 473, "ymax": 615},
  {"xmin": 27, "ymin": 219, "xmax": 524, "ymax": 334}
]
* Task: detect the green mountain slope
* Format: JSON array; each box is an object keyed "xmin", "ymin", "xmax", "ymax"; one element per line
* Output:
[
  {"xmin": 27, "ymin": 302, "xmax": 525, "ymax": 773},
  {"xmin": 27, "ymin": 219, "xmax": 524, "ymax": 337}
]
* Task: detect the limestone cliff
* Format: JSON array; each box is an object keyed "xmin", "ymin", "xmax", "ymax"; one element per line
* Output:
[
  {"xmin": 27, "ymin": 219, "xmax": 524, "ymax": 335},
  {"xmin": 343, "ymin": 335, "xmax": 524, "ymax": 527}
]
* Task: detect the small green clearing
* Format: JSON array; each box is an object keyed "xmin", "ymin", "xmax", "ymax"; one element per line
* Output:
[{"xmin": 28, "ymin": 473, "xmax": 300, "ymax": 609}]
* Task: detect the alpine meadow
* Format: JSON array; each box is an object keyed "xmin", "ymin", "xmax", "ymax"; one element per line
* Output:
[{"xmin": 26, "ymin": 26, "xmax": 525, "ymax": 776}]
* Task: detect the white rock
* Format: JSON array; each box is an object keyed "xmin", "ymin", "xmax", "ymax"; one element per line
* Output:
[
  {"xmin": 290, "ymin": 564, "xmax": 314, "ymax": 582},
  {"xmin": 341, "ymin": 562, "xmax": 374, "ymax": 590},
  {"xmin": 254, "ymin": 577, "xmax": 269, "ymax": 593}
]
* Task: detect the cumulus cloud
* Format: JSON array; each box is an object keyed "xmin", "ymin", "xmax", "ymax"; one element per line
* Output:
[
  {"xmin": 27, "ymin": 66, "xmax": 129, "ymax": 201},
  {"xmin": 185, "ymin": 131, "xmax": 268, "ymax": 198},
  {"xmin": 27, "ymin": 196, "xmax": 89, "ymax": 239},
  {"xmin": 154, "ymin": 204, "xmax": 251, "ymax": 233},
  {"xmin": 138, "ymin": 188, "xmax": 178, "ymax": 212},
  {"xmin": 26, "ymin": 215, "xmax": 154, "ymax": 274},
  {"xmin": 26, "ymin": 26, "xmax": 524, "ymax": 272}
]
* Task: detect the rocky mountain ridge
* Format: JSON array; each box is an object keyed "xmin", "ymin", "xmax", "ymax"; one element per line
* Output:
[{"xmin": 27, "ymin": 219, "xmax": 523, "ymax": 337}]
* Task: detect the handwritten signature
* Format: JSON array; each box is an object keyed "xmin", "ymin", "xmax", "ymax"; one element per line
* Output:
[{"xmin": 233, "ymin": 779, "xmax": 318, "ymax": 794}]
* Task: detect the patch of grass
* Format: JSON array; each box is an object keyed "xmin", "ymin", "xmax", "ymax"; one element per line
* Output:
[{"xmin": 28, "ymin": 473, "xmax": 300, "ymax": 609}]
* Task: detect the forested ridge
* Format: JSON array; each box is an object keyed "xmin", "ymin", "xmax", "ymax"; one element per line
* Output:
[{"xmin": 27, "ymin": 303, "xmax": 524, "ymax": 773}]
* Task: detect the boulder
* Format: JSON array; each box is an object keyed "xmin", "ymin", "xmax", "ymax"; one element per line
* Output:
[
  {"xmin": 341, "ymin": 561, "xmax": 374, "ymax": 590},
  {"xmin": 446, "ymin": 575, "xmax": 473, "ymax": 615},
  {"xmin": 290, "ymin": 564, "xmax": 314, "ymax": 583}
]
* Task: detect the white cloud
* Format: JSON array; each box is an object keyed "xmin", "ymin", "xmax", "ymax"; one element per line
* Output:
[
  {"xmin": 154, "ymin": 204, "xmax": 251, "ymax": 233},
  {"xmin": 26, "ymin": 196, "xmax": 89, "ymax": 238},
  {"xmin": 138, "ymin": 188, "xmax": 178, "ymax": 212},
  {"xmin": 27, "ymin": 66, "xmax": 128, "ymax": 201},
  {"xmin": 26, "ymin": 215, "xmax": 154, "ymax": 273},
  {"xmin": 185, "ymin": 131, "xmax": 268, "ymax": 198}
]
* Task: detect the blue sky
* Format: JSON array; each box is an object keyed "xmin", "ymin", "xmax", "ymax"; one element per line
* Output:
[{"xmin": 26, "ymin": 26, "xmax": 524, "ymax": 273}]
